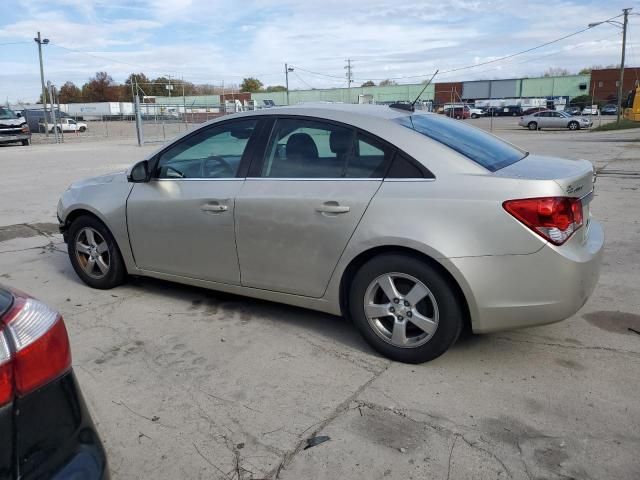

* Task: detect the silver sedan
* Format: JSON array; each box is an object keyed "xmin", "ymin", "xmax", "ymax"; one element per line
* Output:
[
  {"xmin": 58, "ymin": 105, "xmax": 603, "ymax": 363},
  {"xmin": 519, "ymin": 110, "xmax": 593, "ymax": 130}
]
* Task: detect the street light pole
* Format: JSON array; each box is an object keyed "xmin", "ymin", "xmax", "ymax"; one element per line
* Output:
[
  {"xmin": 34, "ymin": 32, "xmax": 50, "ymax": 138},
  {"xmin": 616, "ymin": 8, "xmax": 630, "ymax": 124},
  {"xmin": 588, "ymin": 8, "xmax": 635, "ymax": 124}
]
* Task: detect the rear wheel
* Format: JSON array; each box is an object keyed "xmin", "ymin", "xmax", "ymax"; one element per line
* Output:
[
  {"xmin": 349, "ymin": 254, "xmax": 463, "ymax": 363},
  {"xmin": 528, "ymin": 122, "xmax": 538, "ymax": 131},
  {"xmin": 67, "ymin": 215, "xmax": 126, "ymax": 289},
  {"xmin": 568, "ymin": 121, "xmax": 579, "ymax": 130},
  {"xmin": 21, "ymin": 139, "xmax": 30, "ymax": 146}
]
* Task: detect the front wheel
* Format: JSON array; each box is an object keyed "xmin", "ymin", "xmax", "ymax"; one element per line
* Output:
[
  {"xmin": 67, "ymin": 215, "xmax": 126, "ymax": 289},
  {"xmin": 21, "ymin": 139, "xmax": 30, "ymax": 146},
  {"xmin": 568, "ymin": 121, "xmax": 579, "ymax": 130},
  {"xmin": 79, "ymin": 126, "xmax": 86, "ymax": 132},
  {"xmin": 349, "ymin": 254, "xmax": 463, "ymax": 363}
]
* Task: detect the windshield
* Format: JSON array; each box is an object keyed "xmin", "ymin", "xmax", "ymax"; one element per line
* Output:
[
  {"xmin": 395, "ymin": 114, "xmax": 527, "ymax": 172},
  {"xmin": 0, "ymin": 107, "xmax": 18, "ymax": 120}
]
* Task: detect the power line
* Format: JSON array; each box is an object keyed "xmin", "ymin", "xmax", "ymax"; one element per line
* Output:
[
  {"xmin": 294, "ymin": 12, "xmax": 625, "ymax": 83},
  {"xmin": 0, "ymin": 41, "xmax": 31, "ymax": 46}
]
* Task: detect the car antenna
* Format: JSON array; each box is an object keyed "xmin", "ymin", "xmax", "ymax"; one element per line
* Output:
[{"xmin": 389, "ymin": 69, "xmax": 439, "ymax": 112}]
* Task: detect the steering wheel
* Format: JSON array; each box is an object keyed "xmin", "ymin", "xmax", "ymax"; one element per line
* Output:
[{"xmin": 202, "ymin": 155, "xmax": 234, "ymax": 177}]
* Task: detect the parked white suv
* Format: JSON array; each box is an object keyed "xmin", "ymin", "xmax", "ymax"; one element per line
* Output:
[{"xmin": 582, "ymin": 105, "xmax": 600, "ymax": 116}]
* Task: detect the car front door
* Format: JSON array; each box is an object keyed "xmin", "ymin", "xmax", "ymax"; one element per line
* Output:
[
  {"xmin": 126, "ymin": 118, "xmax": 261, "ymax": 284},
  {"xmin": 536, "ymin": 112, "xmax": 552, "ymax": 128},
  {"xmin": 235, "ymin": 117, "xmax": 394, "ymax": 297}
]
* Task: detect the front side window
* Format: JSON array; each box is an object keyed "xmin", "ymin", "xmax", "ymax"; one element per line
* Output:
[
  {"xmin": 261, "ymin": 118, "xmax": 391, "ymax": 178},
  {"xmin": 156, "ymin": 120, "xmax": 257, "ymax": 179},
  {"xmin": 396, "ymin": 114, "xmax": 526, "ymax": 172}
]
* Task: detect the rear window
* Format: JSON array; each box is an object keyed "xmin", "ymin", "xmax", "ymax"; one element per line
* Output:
[
  {"xmin": 395, "ymin": 114, "xmax": 526, "ymax": 172},
  {"xmin": 0, "ymin": 289, "xmax": 13, "ymax": 316}
]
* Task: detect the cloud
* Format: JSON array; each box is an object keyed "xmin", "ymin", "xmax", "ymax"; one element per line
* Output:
[{"xmin": 0, "ymin": 0, "xmax": 638, "ymax": 101}]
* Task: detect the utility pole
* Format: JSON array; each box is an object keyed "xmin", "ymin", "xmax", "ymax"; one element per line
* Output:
[
  {"xmin": 34, "ymin": 32, "xmax": 50, "ymax": 138},
  {"xmin": 47, "ymin": 81, "xmax": 59, "ymax": 143},
  {"xmin": 617, "ymin": 8, "xmax": 630, "ymax": 124},
  {"xmin": 285, "ymin": 63, "xmax": 294, "ymax": 105},
  {"xmin": 345, "ymin": 59, "xmax": 353, "ymax": 103}
]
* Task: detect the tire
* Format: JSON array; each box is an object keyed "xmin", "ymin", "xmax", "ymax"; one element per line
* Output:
[
  {"xmin": 67, "ymin": 215, "xmax": 126, "ymax": 289},
  {"xmin": 528, "ymin": 122, "xmax": 538, "ymax": 131},
  {"xmin": 21, "ymin": 139, "xmax": 30, "ymax": 146},
  {"xmin": 79, "ymin": 126, "xmax": 86, "ymax": 132},
  {"xmin": 348, "ymin": 254, "xmax": 463, "ymax": 363},
  {"xmin": 56, "ymin": 127, "xmax": 62, "ymax": 133},
  {"xmin": 471, "ymin": 114, "xmax": 479, "ymax": 119},
  {"xmin": 568, "ymin": 121, "xmax": 579, "ymax": 131},
  {"xmin": 455, "ymin": 115, "xmax": 461, "ymax": 120}
]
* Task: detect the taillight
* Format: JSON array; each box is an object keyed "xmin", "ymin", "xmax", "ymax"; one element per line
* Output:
[
  {"xmin": 503, "ymin": 196, "xmax": 584, "ymax": 245},
  {"xmin": 0, "ymin": 295, "xmax": 71, "ymax": 406}
]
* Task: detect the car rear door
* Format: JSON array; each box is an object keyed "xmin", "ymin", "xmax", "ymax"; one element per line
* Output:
[
  {"xmin": 235, "ymin": 116, "xmax": 394, "ymax": 297},
  {"xmin": 126, "ymin": 118, "xmax": 262, "ymax": 284}
]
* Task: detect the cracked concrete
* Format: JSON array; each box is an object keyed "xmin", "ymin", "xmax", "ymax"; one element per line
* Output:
[{"xmin": 0, "ymin": 122, "xmax": 638, "ymax": 479}]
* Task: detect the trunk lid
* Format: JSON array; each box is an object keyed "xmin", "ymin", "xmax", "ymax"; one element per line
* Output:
[{"xmin": 496, "ymin": 154, "xmax": 595, "ymax": 197}]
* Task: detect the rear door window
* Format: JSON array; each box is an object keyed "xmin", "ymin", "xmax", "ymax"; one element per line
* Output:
[
  {"xmin": 260, "ymin": 118, "xmax": 392, "ymax": 178},
  {"xmin": 395, "ymin": 114, "xmax": 526, "ymax": 172}
]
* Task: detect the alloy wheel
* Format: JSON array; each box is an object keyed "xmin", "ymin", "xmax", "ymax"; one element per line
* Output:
[
  {"xmin": 363, "ymin": 273, "xmax": 439, "ymax": 348},
  {"xmin": 75, "ymin": 227, "xmax": 110, "ymax": 279}
]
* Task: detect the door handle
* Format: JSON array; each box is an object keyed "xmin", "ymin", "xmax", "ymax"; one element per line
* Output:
[
  {"xmin": 316, "ymin": 202, "xmax": 350, "ymax": 214},
  {"xmin": 201, "ymin": 203, "xmax": 228, "ymax": 213}
]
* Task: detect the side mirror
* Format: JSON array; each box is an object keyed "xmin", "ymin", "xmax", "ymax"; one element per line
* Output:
[{"xmin": 128, "ymin": 160, "xmax": 149, "ymax": 183}]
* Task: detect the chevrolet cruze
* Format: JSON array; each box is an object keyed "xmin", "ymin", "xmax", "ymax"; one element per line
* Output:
[{"xmin": 58, "ymin": 104, "xmax": 603, "ymax": 363}]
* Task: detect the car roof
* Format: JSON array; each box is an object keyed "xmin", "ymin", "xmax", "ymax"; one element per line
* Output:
[{"xmin": 251, "ymin": 103, "xmax": 414, "ymax": 120}]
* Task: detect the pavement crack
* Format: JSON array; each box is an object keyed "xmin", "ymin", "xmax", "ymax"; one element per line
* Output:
[
  {"xmin": 459, "ymin": 434, "xmax": 511, "ymax": 478},
  {"xmin": 269, "ymin": 361, "xmax": 392, "ymax": 478},
  {"xmin": 494, "ymin": 335, "xmax": 640, "ymax": 357}
]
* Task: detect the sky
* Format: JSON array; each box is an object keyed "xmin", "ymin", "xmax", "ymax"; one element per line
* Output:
[{"xmin": 0, "ymin": 0, "xmax": 639, "ymax": 102}]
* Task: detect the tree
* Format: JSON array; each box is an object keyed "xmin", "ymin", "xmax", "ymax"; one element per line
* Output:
[
  {"xmin": 265, "ymin": 85, "xmax": 286, "ymax": 92},
  {"xmin": 82, "ymin": 71, "xmax": 118, "ymax": 102},
  {"xmin": 58, "ymin": 81, "xmax": 82, "ymax": 103},
  {"xmin": 569, "ymin": 94, "xmax": 593, "ymax": 108},
  {"xmin": 240, "ymin": 77, "xmax": 263, "ymax": 92},
  {"xmin": 361, "ymin": 80, "xmax": 375, "ymax": 87},
  {"xmin": 543, "ymin": 67, "xmax": 570, "ymax": 77},
  {"xmin": 379, "ymin": 79, "xmax": 398, "ymax": 86}
]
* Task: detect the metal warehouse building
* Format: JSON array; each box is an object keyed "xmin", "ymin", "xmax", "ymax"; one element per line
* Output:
[{"xmin": 151, "ymin": 69, "xmax": 636, "ymax": 108}]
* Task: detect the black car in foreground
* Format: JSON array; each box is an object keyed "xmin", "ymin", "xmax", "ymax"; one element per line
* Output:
[{"xmin": 0, "ymin": 286, "xmax": 108, "ymax": 479}]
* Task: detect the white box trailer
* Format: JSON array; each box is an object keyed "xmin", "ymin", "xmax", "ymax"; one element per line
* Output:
[{"xmin": 64, "ymin": 102, "xmax": 134, "ymax": 119}]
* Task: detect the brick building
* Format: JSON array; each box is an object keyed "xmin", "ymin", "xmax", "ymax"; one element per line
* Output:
[{"xmin": 590, "ymin": 68, "xmax": 640, "ymax": 102}]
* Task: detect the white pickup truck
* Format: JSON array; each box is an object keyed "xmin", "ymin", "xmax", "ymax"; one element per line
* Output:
[{"xmin": 50, "ymin": 118, "xmax": 88, "ymax": 133}]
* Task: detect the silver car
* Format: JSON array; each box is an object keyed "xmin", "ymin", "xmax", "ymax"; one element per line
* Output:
[
  {"xmin": 58, "ymin": 105, "xmax": 603, "ymax": 363},
  {"xmin": 519, "ymin": 110, "xmax": 592, "ymax": 130}
]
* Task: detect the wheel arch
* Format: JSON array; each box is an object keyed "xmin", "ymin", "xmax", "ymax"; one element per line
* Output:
[
  {"xmin": 63, "ymin": 208, "xmax": 129, "ymax": 274},
  {"xmin": 338, "ymin": 246, "xmax": 473, "ymax": 334}
]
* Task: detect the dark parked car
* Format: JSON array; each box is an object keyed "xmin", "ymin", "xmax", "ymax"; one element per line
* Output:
[
  {"xmin": 601, "ymin": 104, "xmax": 618, "ymax": 115},
  {"xmin": 0, "ymin": 286, "xmax": 109, "ymax": 479},
  {"xmin": 485, "ymin": 105, "xmax": 523, "ymax": 117},
  {"xmin": 522, "ymin": 107, "xmax": 549, "ymax": 116},
  {"xmin": 441, "ymin": 106, "xmax": 470, "ymax": 119}
]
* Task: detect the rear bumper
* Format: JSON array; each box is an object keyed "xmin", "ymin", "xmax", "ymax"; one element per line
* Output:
[
  {"xmin": 451, "ymin": 220, "xmax": 604, "ymax": 333},
  {"xmin": 14, "ymin": 371, "xmax": 109, "ymax": 480}
]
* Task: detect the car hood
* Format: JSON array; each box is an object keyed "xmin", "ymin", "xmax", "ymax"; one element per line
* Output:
[
  {"xmin": 70, "ymin": 170, "xmax": 128, "ymax": 188},
  {"xmin": 0, "ymin": 118, "xmax": 26, "ymax": 127}
]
